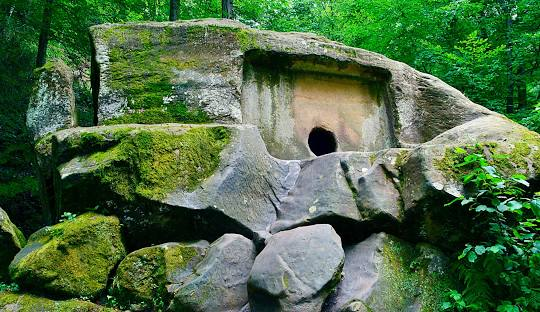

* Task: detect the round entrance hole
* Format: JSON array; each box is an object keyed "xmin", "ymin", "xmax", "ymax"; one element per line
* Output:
[{"xmin": 308, "ymin": 127, "xmax": 338, "ymax": 156}]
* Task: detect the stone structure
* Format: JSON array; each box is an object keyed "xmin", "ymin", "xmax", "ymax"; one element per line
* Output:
[{"xmin": 2, "ymin": 18, "xmax": 540, "ymax": 311}]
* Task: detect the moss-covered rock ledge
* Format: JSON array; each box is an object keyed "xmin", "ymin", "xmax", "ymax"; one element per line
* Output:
[
  {"xmin": 34, "ymin": 124, "xmax": 297, "ymax": 249},
  {"xmin": 76, "ymin": 125, "xmax": 231, "ymax": 201}
]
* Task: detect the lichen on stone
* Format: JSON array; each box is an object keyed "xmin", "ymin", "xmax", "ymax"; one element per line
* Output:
[
  {"xmin": 86, "ymin": 126, "xmax": 231, "ymax": 200},
  {"xmin": 235, "ymin": 29, "xmax": 260, "ymax": 52},
  {"xmin": 103, "ymin": 106, "xmax": 210, "ymax": 125}
]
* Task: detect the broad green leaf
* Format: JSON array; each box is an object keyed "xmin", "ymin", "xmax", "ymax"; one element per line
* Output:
[
  {"xmin": 467, "ymin": 251, "xmax": 477, "ymax": 263},
  {"xmin": 474, "ymin": 245, "xmax": 486, "ymax": 255},
  {"xmin": 475, "ymin": 205, "xmax": 495, "ymax": 212},
  {"xmin": 483, "ymin": 165, "xmax": 497, "ymax": 175},
  {"xmin": 454, "ymin": 147, "xmax": 467, "ymax": 154},
  {"xmin": 497, "ymin": 203, "xmax": 508, "ymax": 212},
  {"xmin": 530, "ymin": 199, "xmax": 540, "ymax": 218},
  {"xmin": 487, "ymin": 245, "xmax": 506, "ymax": 254},
  {"xmin": 459, "ymin": 245, "xmax": 472, "ymax": 260},
  {"xmin": 507, "ymin": 200, "xmax": 523, "ymax": 211}
]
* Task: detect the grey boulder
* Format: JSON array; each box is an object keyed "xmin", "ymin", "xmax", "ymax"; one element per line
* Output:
[
  {"xmin": 168, "ymin": 234, "xmax": 256, "ymax": 312},
  {"xmin": 248, "ymin": 224, "xmax": 344, "ymax": 312}
]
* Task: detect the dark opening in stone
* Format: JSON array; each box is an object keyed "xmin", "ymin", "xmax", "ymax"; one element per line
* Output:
[{"xmin": 308, "ymin": 127, "xmax": 338, "ymax": 156}]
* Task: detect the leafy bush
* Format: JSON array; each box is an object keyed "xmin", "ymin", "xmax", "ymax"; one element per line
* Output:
[
  {"xmin": 442, "ymin": 148, "xmax": 540, "ymax": 311},
  {"xmin": 515, "ymin": 104, "xmax": 540, "ymax": 133},
  {"xmin": 0, "ymin": 283, "xmax": 19, "ymax": 293}
]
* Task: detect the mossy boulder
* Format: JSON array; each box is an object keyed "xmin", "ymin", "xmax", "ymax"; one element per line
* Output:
[
  {"xmin": 9, "ymin": 213, "xmax": 126, "ymax": 298},
  {"xmin": 0, "ymin": 208, "xmax": 26, "ymax": 281},
  {"xmin": 398, "ymin": 116, "xmax": 540, "ymax": 249},
  {"xmin": 112, "ymin": 241, "xmax": 208, "ymax": 310},
  {"xmin": 0, "ymin": 292, "xmax": 115, "ymax": 311},
  {"xmin": 324, "ymin": 233, "xmax": 454, "ymax": 312}
]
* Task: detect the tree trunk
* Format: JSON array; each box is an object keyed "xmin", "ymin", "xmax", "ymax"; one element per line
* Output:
[
  {"xmin": 36, "ymin": 0, "xmax": 54, "ymax": 68},
  {"xmin": 504, "ymin": 1, "xmax": 514, "ymax": 114},
  {"xmin": 517, "ymin": 65, "xmax": 527, "ymax": 109},
  {"xmin": 169, "ymin": 0, "xmax": 178, "ymax": 21},
  {"xmin": 222, "ymin": 0, "xmax": 233, "ymax": 19}
]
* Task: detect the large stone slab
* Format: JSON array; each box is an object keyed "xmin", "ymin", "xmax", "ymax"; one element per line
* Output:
[
  {"xmin": 248, "ymin": 224, "xmax": 344, "ymax": 311},
  {"xmin": 34, "ymin": 124, "xmax": 299, "ymax": 248},
  {"xmin": 90, "ymin": 19, "xmax": 496, "ymax": 160},
  {"xmin": 168, "ymin": 234, "xmax": 256, "ymax": 311}
]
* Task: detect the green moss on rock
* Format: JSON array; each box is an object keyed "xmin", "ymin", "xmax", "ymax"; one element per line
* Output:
[
  {"xmin": 87, "ymin": 126, "xmax": 231, "ymax": 200},
  {"xmin": 103, "ymin": 105, "xmax": 209, "ymax": 125},
  {"xmin": 0, "ymin": 292, "xmax": 115, "ymax": 311},
  {"xmin": 0, "ymin": 208, "xmax": 26, "ymax": 281},
  {"xmin": 9, "ymin": 213, "xmax": 126, "ymax": 298},
  {"xmin": 236, "ymin": 29, "xmax": 260, "ymax": 52},
  {"xmin": 101, "ymin": 26, "xmax": 207, "ymax": 114},
  {"xmin": 365, "ymin": 237, "xmax": 453, "ymax": 311},
  {"xmin": 112, "ymin": 242, "xmax": 207, "ymax": 309}
]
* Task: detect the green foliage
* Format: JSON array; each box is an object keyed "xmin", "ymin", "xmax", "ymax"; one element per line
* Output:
[
  {"xmin": 442, "ymin": 148, "xmax": 540, "ymax": 311},
  {"xmin": 59, "ymin": 212, "xmax": 77, "ymax": 222},
  {"xmin": 422, "ymin": 32, "xmax": 506, "ymax": 111},
  {"xmin": 0, "ymin": 177, "xmax": 38, "ymax": 200},
  {"xmin": 0, "ymin": 283, "xmax": 19, "ymax": 293},
  {"xmin": 74, "ymin": 80, "xmax": 94, "ymax": 127},
  {"xmin": 513, "ymin": 103, "xmax": 540, "ymax": 133}
]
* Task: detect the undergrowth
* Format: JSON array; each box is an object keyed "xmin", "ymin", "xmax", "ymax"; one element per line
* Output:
[{"xmin": 442, "ymin": 147, "xmax": 540, "ymax": 312}]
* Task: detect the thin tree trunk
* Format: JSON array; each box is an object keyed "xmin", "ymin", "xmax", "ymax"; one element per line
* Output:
[
  {"xmin": 222, "ymin": 0, "xmax": 233, "ymax": 19},
  {"xmin": 517, "ymin": 65, "xmax": 527, "ymax": 109},
  {"xmin": 504, "ymin": 2, "xmax": 514, "ymax": 113},
  {"xmin": 169, "ymin": 0, "xmax": 178, "ymax": 21},
  {"xmin": 36, "ymin": 0, "xmax": 54, "ymax": 68}
]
